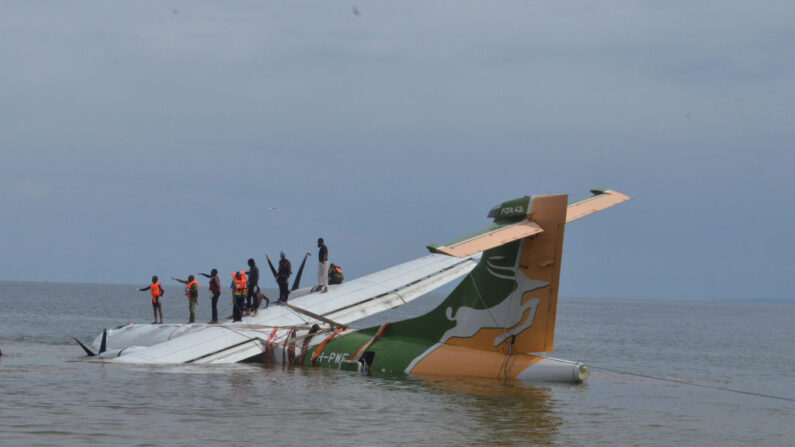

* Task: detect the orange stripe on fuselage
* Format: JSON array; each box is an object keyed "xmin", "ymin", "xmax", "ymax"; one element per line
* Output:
[
  {"xmin": 311, "ymin": 327, "xmax": 346, "ymax": 364},
  {"xmin": 409, "ymin": 344, "xmax": 545, "ymax": 379}
]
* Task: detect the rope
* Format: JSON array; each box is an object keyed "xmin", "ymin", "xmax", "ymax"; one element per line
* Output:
[
  {"xmin": 216, "ymin": 324, "xmax": 264, "ymax": 346},
  {"xmin": 280, "ymin": 303, "xmax": 314, "ymax": 326},
  {"xmin": 263, "ymin": 326, "xmax": 279, "ymax": 360},
  {"xmin": 498, "ymin": 336, "xmax": 518, "ymax": 382},
  {"xmin": 220, "ymin": 297, "xmax": 233, "ymax": 316},
  {"xmin": 468, "ymin": 273, "xmax": 514, "ymax": 381},
  {"xmin": 350, "ymin": 322, "xmax": 390, "ymax": 362},
  {"xmin": 591, "ymin": 365, "xmax": 795, "ymax": 403},
  {"xmin": 166, "ymin": 325, "xmax": 181, "ymax": 340},
  {"xmin": 311, "ymin": 326, "xmax": 346, "ymax": 364},
  {"xmin": 282, "ymin": 328, "xmax": 296, "ymax": 365},
  {"xmin": 468, "ymin": 274, "xmax": 501, "ymax": 329}
]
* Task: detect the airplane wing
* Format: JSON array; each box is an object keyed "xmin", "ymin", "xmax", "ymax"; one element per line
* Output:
[
  {"xmin": 104, "ymin": 253, "xmax": 478, "ymax": 364},
  {"xmin": 304, "ymin": 253, "xmax": 477, "ymax": 324}
]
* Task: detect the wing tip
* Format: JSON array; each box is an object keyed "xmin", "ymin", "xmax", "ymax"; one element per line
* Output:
[
  {"xmin": 592, "ymin": 188, "xmax": 631, "ymax": 200},
  {"xmin": 72, "ymin": 336, "xmax": 97, "ymax": 356}
]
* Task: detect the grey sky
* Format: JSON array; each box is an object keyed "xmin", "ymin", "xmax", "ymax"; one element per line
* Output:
[{"xmin": 1, "ymin": 1, "xmax": 793, "ymax": 300}]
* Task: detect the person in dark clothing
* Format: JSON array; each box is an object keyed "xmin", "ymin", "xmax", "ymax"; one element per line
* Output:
[
  {"xmin": 246, "ymin": 258, "xmax": 260, "ymax": 316},
  {"xmin": 230, "ymin": 271, "xmax": 247, "ymax": 322},
  {"xmin": 276, "ymin": 251, "xmax": 292, "ymax": 303},
  {"xmin": 316, "ymin": 237, "xmax": 329, "ymax": 293},
  {"xmin": 199, "ymin": 269, "xmax": 221, "ymax": 323}
]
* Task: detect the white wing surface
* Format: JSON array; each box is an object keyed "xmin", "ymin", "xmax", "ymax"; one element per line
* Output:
[{"xmin": 108, "ymin": 254, "xmax": 477, "ymax": 364}]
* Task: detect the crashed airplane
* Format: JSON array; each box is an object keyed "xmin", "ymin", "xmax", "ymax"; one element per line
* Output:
[{"xmin": 74, "ymin": 190, "xmax": 630, "ymax": 384}]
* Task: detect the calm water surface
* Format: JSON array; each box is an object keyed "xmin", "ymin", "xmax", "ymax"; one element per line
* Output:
[{"xmin": 1, "ymin": 281, "xmax": 793, "ymax": 446}]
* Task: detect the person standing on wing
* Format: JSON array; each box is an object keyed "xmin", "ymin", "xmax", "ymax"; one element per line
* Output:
[
  {"xmin": 316, "ymin": 237, "xmax": 329, "ymax": 293},
  {"xmin": 230, "ymin": 271, "xmax": 247, "ymax": 322},
  {"xmin": 138, "ymin": 275, "xmax": 164, "ymax": 324},
  {"xmin": 276, "ymin": 251, "xmax": 292, "ymax": 303},
  {"xmin": 246, "ymin": 258, "xmax": 260, "ymax": 316},
  {"xmin": 172, "ymin": 275, "xmax": 199, "ymax": 323},
  {"xmin": 199, "ymin": 269, "xmax": 221, "ymax": 324}
]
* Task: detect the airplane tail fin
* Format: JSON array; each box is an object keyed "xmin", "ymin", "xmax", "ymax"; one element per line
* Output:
[
  {"xmin": 416, "ymin": 194, "xmax": 568, "ymax": 350},
  {"xmin": 382, "ymin": 191, "xmax": 628, "ymax": 379}
]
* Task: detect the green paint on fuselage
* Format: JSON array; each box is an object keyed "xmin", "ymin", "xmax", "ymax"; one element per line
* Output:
[{"xmin": 305, "ymin": 241, "xmax": 522, "ymax": 374}]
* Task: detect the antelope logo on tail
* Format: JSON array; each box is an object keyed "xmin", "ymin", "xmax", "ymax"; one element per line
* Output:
[{"xmin": 440, "ymin": 255, "xmax": 548, "ymax": 347}]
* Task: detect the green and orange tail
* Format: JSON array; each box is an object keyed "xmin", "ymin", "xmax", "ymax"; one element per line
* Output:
[{"xmin": 311, "ymin": 190, "xmax": 628, "ymax": 381}]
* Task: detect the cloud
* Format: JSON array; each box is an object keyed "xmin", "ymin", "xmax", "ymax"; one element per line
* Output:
[{"xmin": 0, "ymin": 1, "xmax": 792, "ymax": 299}]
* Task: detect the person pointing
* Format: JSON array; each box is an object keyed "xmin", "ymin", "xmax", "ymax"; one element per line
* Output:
[
  {"xmin": 199, "ymin": 269, "xmax": 221, "ymax": 324},
  {"xmin": 138, "ymin": 275, "xmax": 164, "ymax": 324},
  {"xmin": 172, "ymin": 275, "xmax": 199, "ymax": 323}
]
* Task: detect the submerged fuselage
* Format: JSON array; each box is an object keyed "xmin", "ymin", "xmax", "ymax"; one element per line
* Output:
[{"xmin": 79, "ymin": 190, "xmax": 629, "ymax": 385}]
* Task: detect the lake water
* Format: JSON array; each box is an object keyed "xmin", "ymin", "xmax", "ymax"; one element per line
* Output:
[{"xmin": 1, "ymin": 281, "xmax": 793, "ymax": 446}]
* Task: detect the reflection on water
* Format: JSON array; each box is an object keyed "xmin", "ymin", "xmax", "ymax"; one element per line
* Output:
[{"xmin": 418, "ymin": 377, "xmax": 561, "ymax": 445}]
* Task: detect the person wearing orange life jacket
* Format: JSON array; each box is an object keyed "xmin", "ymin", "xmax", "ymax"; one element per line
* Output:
[
  {"xmin": 138, "ymin": 275, "xmax": 164, "ymax": 324},
  {"xmin": 199, "ymin": 269, "xmax": 221, "ymax": 324},
  {"xmin": 172, "ymin": 275, "xmax": 199, "ymax": 323},
  {"xmin": 230, "ymin": 270, "xmax": 248, "ymax": 322}
]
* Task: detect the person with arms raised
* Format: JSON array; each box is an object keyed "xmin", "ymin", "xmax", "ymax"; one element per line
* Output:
[
  {"xmin": 172, "ymin": 275, "xmax": 199, "ymax": 323},
  {"xmin": 138, "ymin": 275, "xmax": 164, "ymax": 324}
]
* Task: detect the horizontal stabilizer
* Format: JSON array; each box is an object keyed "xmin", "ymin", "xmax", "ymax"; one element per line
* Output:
[
  {"xmin": 566, "ymin": 189, "xmax": 631, "ymax": 223},
  {"xmin": 430, "ymin": 220, "xmax": 544, "ymax": 258},
  {"xmin": 431, "ymin": 189, "xmax": 630, "ymax": 258}
]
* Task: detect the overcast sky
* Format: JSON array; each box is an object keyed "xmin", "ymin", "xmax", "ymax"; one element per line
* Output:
[{"xmin": 1, "ymin": 1, "xmax": 793, "ymax": 300}]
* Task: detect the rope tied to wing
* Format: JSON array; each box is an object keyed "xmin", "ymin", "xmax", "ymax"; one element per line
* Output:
[
  {"xmin": 350, "ymin": 322, "xmax": 390, "ymax": 363},
  {"xmin": 311, "ymin": 326, "xmax": 347, "ymax": 365},
  {"xmin": 263, "ymin": 326, "xmax": 279, "ymax": 360}
]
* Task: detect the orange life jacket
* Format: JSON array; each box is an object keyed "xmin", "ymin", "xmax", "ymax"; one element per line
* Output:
[
  {"xmin": 150, "ymin": 282, "xmax": 162, "ymax": 302},
  {"xmin": 209, "ymin": 274, "xmax": 220, "ymax": 293},
  {"xmin": 185, "ymin": 279, "xmax": 199, "ymax": 298},
  {"xmin": 233, "ymin": 271, "xmax": 248, "ymax": 296}
]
